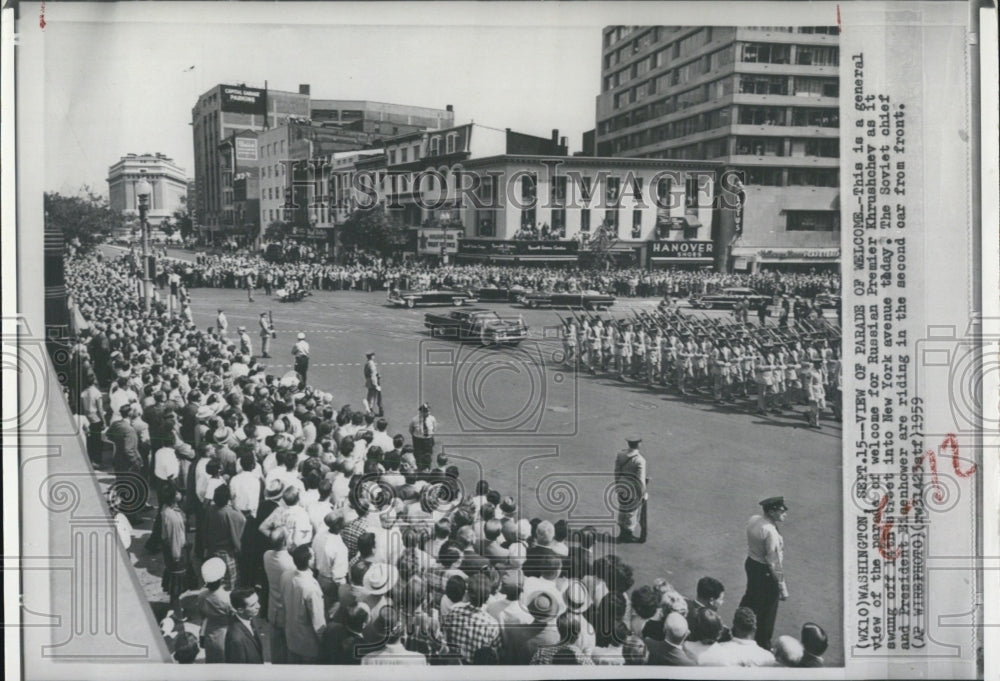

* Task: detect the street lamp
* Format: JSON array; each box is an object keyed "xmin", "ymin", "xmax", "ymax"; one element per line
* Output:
[{"xmin": 135, "ymin": 177, "xmax": 153, "ymax": 313}]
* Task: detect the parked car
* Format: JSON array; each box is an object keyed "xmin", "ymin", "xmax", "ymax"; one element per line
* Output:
[
  {"xmin": 474, "ymin": 286, "xmax": 533, "ymax": 303},
  {"xmin": 688, "ymin": 287, "xmax": 771, "ymax": 310},
  {"xmin": 424, "ymin": 308, "xmax": 529, "ymax": 346},
  {"xmin": 519, "ymin": 290, "xmax": 616, "ymax": 310},
  {"xmin": 387, "ymin": 287, "xmax": 477, "ymax": 308}
]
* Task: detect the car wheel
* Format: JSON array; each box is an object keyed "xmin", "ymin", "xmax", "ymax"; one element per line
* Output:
[
  {"xmin": 406, "ymin": 298, "xmax": 415, "ymax": 308},
  {"xmin": 453, "ymin": 298, "xmax": 464, "ymax": 307}
]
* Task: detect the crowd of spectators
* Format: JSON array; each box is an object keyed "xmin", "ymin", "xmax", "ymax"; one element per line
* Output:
[
  {"xmin": 63, "ymin": 249, "xmax": 831, "ymax": 666},
  {"xmin": 149, "ymin": 249, "xmax": 838, "ymax": 301}
]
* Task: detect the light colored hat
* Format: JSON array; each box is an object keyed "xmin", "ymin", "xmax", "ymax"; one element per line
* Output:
[
  {"xmin": 563, "ymin": 579, "xmax": 591, "ymax": 614},
  {"xmin": 264, "ymin": 478, "xmax": 285, "ymax": 501},
  {"xmin": 196, "ymin": 405, "xmax": 214, "ymax": 420},
  {"xmin": 520, "ymin": 582, "xmax": 566, "ymax": 622},
  {"xmin": 297, "ymin": 332, "xmax": 306, "ymax": 340},
  {"xmin": 362, "ymin": 563, "xmax": 399, "ymax": 596},
  {"xmin": 201, "ymin": 557, "xmax": 226, "ymax": 583},
  {"xmin": 212, "ymin": 426, "xmax": 232, "ymax": 443}
]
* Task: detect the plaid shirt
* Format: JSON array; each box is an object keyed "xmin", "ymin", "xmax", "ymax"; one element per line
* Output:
[
  {"xmin": 341, "ymin": 515, "xmax": 374, "ymax": 558},
  {"xmin": 441, "ymin": 602, "xmax": 501, "ymax": 664},
  {"xmin": 531, "ymin": 643, "xmax": 594, "ymax": 665}
]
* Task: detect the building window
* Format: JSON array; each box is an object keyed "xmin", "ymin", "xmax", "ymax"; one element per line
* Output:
[
  {"xmin": 446, "ymin": 134, "xmax": 457, "ymax": 154},
  {"xmin": 684, "ymin": 176, "xmax": 701, "ymax": 209},
  {"xmin": 803, "ymin": 138, "xmax": 840, "ymax": 157},
  {"xmin": 631, "ymin": 209, "xmax": 643, "ymax": 239},
  {"xmin": 401, "ymin": 148, "xmax": 408, "ymax": 163},
  {"xmin": 742, "ymin": 167, "xmax": 785, "ymax": 186},
  {"xmin": 786, "ymin": 210, "xmax": 839, "ymax": 231},
  {"xmin": 738, "ymin": 106, "xmax": 787, "ymax": 126},
  {"xmin": 740, "ymin": 42, "xmax": 790, "ymax": 64},
  {"xmin": 580, "ymin": 208, "xmax": 591, "ymax": 232},
  {"xmin": 604, "ymin": 209, "xmax": 620, "ymax": 235},
  {"xmin": 791, "ymin": 108, "xmax": 839, "ymax": 127},
  {"xmin": 551, "ymin": 176, "xmax": 567, "ymax": 206},
  {"xmin": 605, "ymin": 176, "xmax": 620, "ymax": 207},
  {"xmin": 389, "ymin": 150, "xmax": 396, "ymax": 164},
  {"xmin": 521, "ymin": 173, "xmax": 537, "ymax": 206},
  {"xmin": 477, "ymin": 210, "xmax": 496, "ymax": 237},
  {"xmin": 793, "ymin": 77, "xmax": 840, "ymax": 98},
  {"xmin": 796, "ymin": 46, "xmax": 839, "ymax": 66},
  {"xmin": 656, "ymin": 176, "xmax": 672, "ymax": 206},
  {"xmin": 739, "ymin": 74, "xmax": 789, "ymax": 95},
  {"xmin": 552, "ymin": 208, "xmax": 566, "ymax": 235},
  {"xmin": 413, "ymin": 144, "xmax": 420, "ymax": 159},
  {"xmin": 430, "ymin": 137, "xmax": 440, "ymax": 155},
  {"xmin": 787, "ymin": 168, "xmax": 839, "ymax": 187},
  {"xmin": 521, "ymin": 207, "xmax": 537, "ymax": 229},
  {"xmin": 736, "ymin": 136, "xmax": 785, "ymax": 156}
]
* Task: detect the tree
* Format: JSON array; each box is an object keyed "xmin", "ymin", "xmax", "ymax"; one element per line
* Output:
[
  {"xmin": 264, "ymin": 220, "xmax": 292, "ymax": 242},
  {"xmin": 44, "ymin": 187, "xmax": 126, "ymax": 251},
  {"xmin": 171, "ymin": 196, "xmax": 194, "ymax": 241},
  {"xmin": 160, "ymin": 218, "xmax": 176, "ymax": 238},
  {"xmin": 584, "ymin": 219, "xmax": 619, "ymax": 271},
  {"xmin": 338, "ymin": 208, "xmax": 408, "ymax": 257}
]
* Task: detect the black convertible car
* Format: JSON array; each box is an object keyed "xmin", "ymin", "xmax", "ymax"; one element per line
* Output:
[
  {"xmin": 474, "ymin": 286, "xmax": 532, "ymax": 303},
  {"xmin": 519, "ymin": 290, "xmax": 616, "ymax": 310},
  {"xmin": 387, "ymin": 288, "xmax": 477, "ymax": 308},
  {"xmin": 424, "ymin": 308, "xmax": 529, "ymax": 346},
  {"xmin": 688, "ymin": 287, "xmax": 771, "ymax": 310}
]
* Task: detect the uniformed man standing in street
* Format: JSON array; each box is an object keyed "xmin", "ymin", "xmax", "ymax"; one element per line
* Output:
[
  {"xmin": 217, "ymin": 308, "xmax": 228, "ymax": 337},
  {"xmin": 739, "ymin": 496, "xmax": 789, "ymax": 650},
  {"xmin": 259, "ymin": 312, "xmax": 275, "ymax": 359},
  {"xmin": 292, "ymin": 332, "xmax": 310, "ymax": 385},
  {"xmin": 363, "ymin": 351, "xmax": 384, "ymax": 417},
  {"xmin": 614, "ymin": 437, "xmax": 648, "ymax": 544}
]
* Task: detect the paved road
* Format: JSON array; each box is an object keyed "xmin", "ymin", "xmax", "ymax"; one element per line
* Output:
[{"xmin": 98, "ymin": 244, "xmax": 844, "ymax": 664}]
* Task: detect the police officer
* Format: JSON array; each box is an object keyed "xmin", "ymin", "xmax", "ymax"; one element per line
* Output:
[
  {"xmin": 409, "ymin": 403, "xmax": 437, "ymax": 471},
  {"xmin": 739, "ymin": 496, "xmax": 789, "ymax": 649},
  {"xmin": 614, "ymin": 436, "xmax": 648, "ymax": 544},
  {"xmin": 363, "ymin": 351, "xmax": 384, "ymax": 417},
  {"xmin": 292, "ymin": 332, "xmax": 310, "ymax": 385},
  {"xmin": 259, "ymin": 312, "xmax": 275, "ymax": 359},
  {"xmin": 216, "ymin": 308, "xmax": 228, "ymax": 337}
]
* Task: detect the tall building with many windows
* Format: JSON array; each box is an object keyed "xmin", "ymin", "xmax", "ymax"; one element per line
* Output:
[{"xmin": 595, "ymin": 26, "xmax": 841, "ymax": 272}]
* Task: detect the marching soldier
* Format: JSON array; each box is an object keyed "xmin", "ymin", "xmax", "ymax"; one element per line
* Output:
[
  {"xmin": 755, "ymin": 346, "xmax": 777, "ymax": 414},
  {"xmin": 619, "ymin": 322, "xmax": 633, "ymax": 381},
  {"xmin": 676, "ymin": 333, "xmax": 694, "ymax": 395},
  {"xmin": 633, "ymin": 326, "xmax": 647, "ymax": 381},
  {"xmin": 603, "ymin": 319, "xmax": 616, "ymax": 373},
  {"xmin": 246, "ymin": 269, "xmax": 256, "ymax": 303},
  {"xmin": 805, "ymin": 360, "xmax": 825, "ymax": 428},
  {"xmin": 696, "ymin": 335, "xmax": 712, "ymax": 393},
  {"xmin": 563, "ymin": 318, "xmax": 578, "ymax": 366},
  {"xmin": 711, "ymin": 339, "xmax": 732, "ymax": 403},
  {"xmin": 292, "ymin": 332, "xmax": 310, "ymax": 385},
  {"xmin": 259, "ymin": 312, "xmax": 274, "ymax": 359},
  {"xmin": 590, "ymin": 318, "xmax": 603, "ymax": 373},
  {"xmin": 614, "ymin": 436, "xmax": 648, "ymax": 544},
  {"xmin": 363, "ymin": 351, "xmax": 384, "ymax": 417},
  {"xmin": 648, "ymin": 328, "xmax": 663, "ymax": 387},
  {"xmin": 580, "ymin": 318, "xmax": 593, "ymax": 371}
]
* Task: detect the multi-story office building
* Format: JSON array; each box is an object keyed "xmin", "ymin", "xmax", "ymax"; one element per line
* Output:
[
  {"xmin": 595, "ymin": 26, "xmax": 841, "ymax": 271},
  {"xmin": 192, "ymin": 84, "xmax": 310, "ymax": 239},
  {"xmin": 106, "ymin": 153, "xmax": 188, "ymax": 228},
  {"xmin": 193, "ymin": 83, "xmax": 454, "ymax": 243}
]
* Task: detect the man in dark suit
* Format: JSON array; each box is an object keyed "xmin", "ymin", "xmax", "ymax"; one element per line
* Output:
[{"xmin": 224, "ymin": 588, "xmax": 266, "ymax": 664}]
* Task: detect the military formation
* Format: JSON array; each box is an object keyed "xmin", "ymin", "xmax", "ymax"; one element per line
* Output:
[{"xmin": 560, "ymin": 301, "xmax": 842, "ymax": 428}]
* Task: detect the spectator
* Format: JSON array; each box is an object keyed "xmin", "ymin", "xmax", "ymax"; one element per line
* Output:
[
  {"xmin": 224, "ymin": 588, "xmax": 265, "ymax": 664},
  {"xmin": 773, "ymin": 634, "xmax": 805, "ymax": 667},
  {"xmin": 280, "ymin": 544, "xmax": 326, "ymax": 663},
  {"xmin": 697, "ymin": 607, "xmax": 776, "ymax": 666},
  {"xmin": 361, "ymin": 606, "xmax": 428, "ymax": 665},
  {"xmin": 644, "ymin": 611, "xmax": 695, "ymax": 666},
  {"xmin": 441, "ymin": 573, "xmax": 501, "ymax": 664},
  {"xmin": 799, "ymin": 622, "xmax": 828, "ymax": 667}
]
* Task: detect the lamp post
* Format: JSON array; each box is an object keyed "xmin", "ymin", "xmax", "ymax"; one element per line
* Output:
[{"xmin": 135, "ymin": 177, "xmax": 153, "ymax": 313}]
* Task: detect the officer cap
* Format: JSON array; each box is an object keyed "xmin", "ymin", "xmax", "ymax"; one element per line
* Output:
[
  {"xmin": 297, "ymin": 332, "xmax": 306, "ymax": 340},
  {"xmin": 760, "ymin": 496, "xmax": 788, "ymax": 512},
  {"xmin": 626, "ymin": 436, "xmax": 642, "ymax": 447},
  {"xmin": 366, "ymin": 351, "xmax": 375, "ymax": 358}
]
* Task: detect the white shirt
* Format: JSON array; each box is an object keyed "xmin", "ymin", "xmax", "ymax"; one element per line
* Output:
[
  {"xmin": 697, "ymin": 638, "xmax": 777, "ymax": 667},
  {"xmin": 230, "ymin": 470, "xmax": 262, "ymax": 516},
  {"xmin": 371, "ymin": 431, "xmax": 395, "ymax": 453},
  {"xmin": 409, "ymin": 413, "xmax": 437, "ymax": 439},
  {"xmin": 312, "ymin": 529, "xmax": 349, "ymax": 585},
  {"xmin": 153, "ymin": 447, "xmax": 179, "ymax": 481}
]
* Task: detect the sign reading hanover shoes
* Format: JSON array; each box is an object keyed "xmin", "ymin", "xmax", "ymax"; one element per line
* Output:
[
  {"xmin": 458, "ymin": 239, "xmax": 580, "ymax": 256},
  {"xmin": 417, "ymin": 229, "xmax": 462, "ymax": 255},
  {"xmin": 221, "ymin": 84, "xmax": 267, "ymax": 115},
  {"xmin": 650, "ymin": 240, "xmax": 715, "ymax": 258},
  {"xmin": 235, "ymin": 138, "xmax": 258, "ymax": 162}
]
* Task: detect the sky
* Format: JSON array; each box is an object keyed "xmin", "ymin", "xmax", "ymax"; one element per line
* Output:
[{"xmin": 41, "ymin": 5, "xmax": 607, "ymax": 196}]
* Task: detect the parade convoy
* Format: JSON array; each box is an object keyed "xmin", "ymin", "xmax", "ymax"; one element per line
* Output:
[
  {"xmin": 423, "ymin": 308, "xmax": 529, "ymax": 346},
  {"xmin": 518, "ymin": 290, "xmax": 617, "ymax": 310},
  {"xmin": 387, "ymin": 287, "xmax": 478, "ymax": 308},
  {"xmin": 688, "ymin": 286, "xmax": 770, "ymax": 310}
]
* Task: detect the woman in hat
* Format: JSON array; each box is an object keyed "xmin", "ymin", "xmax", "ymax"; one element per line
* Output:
[{"xmin": 197, "ymin": 557, "xmax": 235, "ymax": 663}]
